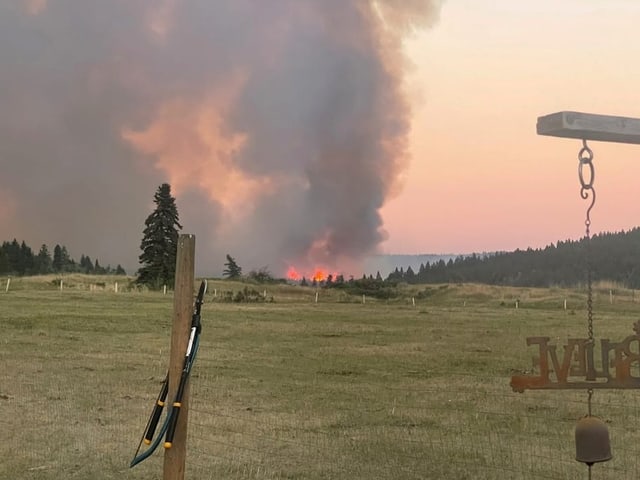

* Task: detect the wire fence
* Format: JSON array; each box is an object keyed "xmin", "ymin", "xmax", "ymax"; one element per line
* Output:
[
  {"xmin": 183, "ymin": 343, "xmax": 640, "ymax": 480},
  {"xmin": 3, "ymin": 287, "xmax": 640, "ymax": 479}
]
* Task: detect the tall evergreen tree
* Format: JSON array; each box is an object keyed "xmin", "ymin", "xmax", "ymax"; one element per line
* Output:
[
  {"xmin": 80, "ymin": 255, "xmax": 93, "ymax": 273},
  {"xmin": 222, "ymin": 254, "xmax": 242, "ymax": 280},
  {"xmin": 52, "ymin": 244, "xmax": 63, "ymax": 272},
  {"xmin": 94, "ymin": 258, "xmax": 105, "ymax": 274},
  {"xmin": 20, "ymin": 241, "xmax": 34, "ymax": 275},
  {"xmin": 0, "ymin": 248, "xmax": 7, "ymax": 274},
  {"xmin": 35, "ymin": 244, "xmax": 52, "ymax": 274},
  {"xmin": 137, "ymin": 183, "xmax": 182, "ymax": 288},
  {"xmin": 52, "ymin": 244, "xmax": 72, "ymax": 272},
  {"xmin": 5, "ymin": 239, "xmax": 20, "ymax": 274}
]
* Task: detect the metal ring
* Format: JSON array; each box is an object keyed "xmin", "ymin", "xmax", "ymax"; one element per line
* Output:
[{"xmin": 578, "ymin": 159, "xmax": 595, "ymax": 190}]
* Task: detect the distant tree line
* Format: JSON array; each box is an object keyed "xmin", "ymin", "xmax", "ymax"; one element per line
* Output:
[
  {"xmin": 7, "ymin": 178, "xmax": 640, "ymax": 292},
  {"xmin": 0, "ymin": 239, "xmax": 126, "ymax": 276},
  {"xmin": 383, "ymin": 228, "xmax": 640, "ymax": 289}
]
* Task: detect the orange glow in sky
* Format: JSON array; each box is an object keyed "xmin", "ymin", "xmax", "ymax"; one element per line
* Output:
[
  {"xmin": 8, "ymin": 0, "xmax": 640, "ymax": 271},
  {"xmin": 382, "ymin": 0, "xmax": 640, "ymax": 255}
]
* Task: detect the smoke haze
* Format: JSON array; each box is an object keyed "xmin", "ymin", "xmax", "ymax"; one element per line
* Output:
[{"xmin": 1, "ymin": 0, "xmax": 442, "ymax": 276}]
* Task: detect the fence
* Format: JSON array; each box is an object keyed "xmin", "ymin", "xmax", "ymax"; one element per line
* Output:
[
  {"xmin": 185, "ymin": 347, "xmax": 640, "ymax": 479},
  {"xmin": 2, "ymin": 284, "xmax": 640, "ymax": 479}
]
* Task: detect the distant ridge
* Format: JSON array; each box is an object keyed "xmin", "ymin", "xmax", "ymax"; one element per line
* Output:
[
  {"xmin": 363, "ymin": 253, "xmax": 460, "ymax": 278},
  {"xmin": 369, "ymin": 227, "xmax": 640, "ymax": 288}
]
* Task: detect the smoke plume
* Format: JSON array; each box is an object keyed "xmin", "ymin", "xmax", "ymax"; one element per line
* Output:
[{"xmin": 0, "ymin": 0, "xmax": 442, "ymax": 276}]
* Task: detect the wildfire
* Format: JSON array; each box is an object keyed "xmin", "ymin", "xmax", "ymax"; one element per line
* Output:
[
  {"xmin": 286, "ymin": 266, "xmax": 301, "ymax": 281},
  {"xmin": 312, "ymin": 268, "xmax": 327, "ymax": 282},
  {"xmin": 286, "ymin": 266, "xmax": 338, "ymax": 283}
]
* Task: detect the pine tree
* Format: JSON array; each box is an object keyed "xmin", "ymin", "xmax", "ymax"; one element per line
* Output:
[
  {"xmin": 0, "ymin": 248, "xmax": 7, "ymax": 274},
  {"xmin": 20, "ymin": 241, "xmax": 34, "ymax": 275},
  {"xmin": 405, "ymin": 266, "xmax": 416, "ymax": 283},
  {"xmin": 137, "ymin": 183, "xmax": 182, "ymax": 288},
  {"xmin": 35, "ymin": 244, "xmax": 52, "ymax": 274},
  {"xmin": 94, "ymin": 258, "xmax": 105, "ymax": 274},
  {"xmin": 80, "ymin": 255, "xmax": 94, "ymax": 273},
  {"xmin": 5, "ymin": 239, "xmax": 20, "ymax": 274},
  {"xmin": 222, "ymin": 254, "xmax": 242, "ymax": 280},
  {"xmin": 52, "ymin": 244, "xmax": 65, "ymax": 272}
]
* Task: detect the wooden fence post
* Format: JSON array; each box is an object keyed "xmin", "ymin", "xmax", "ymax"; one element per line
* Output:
[{"xmin": 163, "ymin": 234, "xmax": 195, "ymax": 480}]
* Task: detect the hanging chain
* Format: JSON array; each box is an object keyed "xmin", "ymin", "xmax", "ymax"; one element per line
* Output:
[{"xmin": 578, "ymin": 139, "xmax": 596, "ymax": 416}]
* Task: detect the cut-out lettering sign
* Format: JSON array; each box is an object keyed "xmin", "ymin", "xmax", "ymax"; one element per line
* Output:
[{"xmin": 511, "ymin": 322, "xmax": 640, "ymax": 392}]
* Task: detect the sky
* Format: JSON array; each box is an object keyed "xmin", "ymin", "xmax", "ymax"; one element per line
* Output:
[
  {"xmin": 2, "ymin": 1, "xmax": 640, "ymax": 277},
  {"xmin": 383, "ymin": 0, "xmax": 640, "ymax": 255}
]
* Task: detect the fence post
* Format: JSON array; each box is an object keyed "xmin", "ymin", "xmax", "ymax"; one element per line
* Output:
[{"xmin": 163, "ymin": 234, "xmax": 195, "ymax": 480}]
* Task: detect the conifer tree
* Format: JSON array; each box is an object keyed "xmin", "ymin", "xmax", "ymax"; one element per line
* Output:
[
  {"xmin": 136, "ymin": 183, "xmax": 182, "ymax": 288},
  {"xmin": 80, "ymin": 255, "xmax": 94, "ymax": 273},
  {"xmin": 35, "ymin": 244, "xmax": 52, "ymax": 274},
  {"xmin": 222, "ymin": 254, "xmax": 242, "ymax": 280},
  {"xmin": 52, "ymin": 244, "xmax": 71, "ymax": 272},
  {"xmin": 94, "ymin": 258, "xmax": 105, "ymax": 274}
]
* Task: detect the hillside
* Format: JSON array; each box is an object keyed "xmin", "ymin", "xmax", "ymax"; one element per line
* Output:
[{"xmin": 385, "ymin": 228, "xmax": 640, "ymax": 289}]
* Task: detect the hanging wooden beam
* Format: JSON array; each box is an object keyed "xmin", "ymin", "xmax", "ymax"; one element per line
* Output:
[{"xmin": 537, "ymin": 111, "xmax": 640, "ymax": 144}]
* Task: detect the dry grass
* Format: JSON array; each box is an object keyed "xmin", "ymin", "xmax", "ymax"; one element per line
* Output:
[{"xmin": 2, "ymin": 276, "xmax": 640, "ymax": 479}]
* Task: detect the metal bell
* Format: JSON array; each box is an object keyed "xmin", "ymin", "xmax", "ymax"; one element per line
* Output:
[{"xmin": 575, "ymin": 415, "xmax": 612, "ymax": 465}]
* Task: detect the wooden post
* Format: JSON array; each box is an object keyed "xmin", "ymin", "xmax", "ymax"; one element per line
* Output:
[
  {"xmin": 163, "ymin": 234, "xmax": 195, "ymax": 480},
  {"xmin": 5, "ymin": 277, "xmax": 9, "ymax": 293}
]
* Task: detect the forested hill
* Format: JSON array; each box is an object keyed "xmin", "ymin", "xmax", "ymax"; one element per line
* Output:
[
  {"xmin": 0, "ymin": 239, "xmax": 125, "ymax": 276},
  {"xmin": 386, "ymin": 228, "xmax": 640, "ymax": 289}
]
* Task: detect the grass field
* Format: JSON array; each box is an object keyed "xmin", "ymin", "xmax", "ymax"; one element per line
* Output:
[{"xmin": 2, "ymin": 275, "xmax": 640, "ymax": 479}]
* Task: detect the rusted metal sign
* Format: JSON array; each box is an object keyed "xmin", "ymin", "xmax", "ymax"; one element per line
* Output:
[{"xmin": 511, "ymin": 322, "xmax": 640, "ymax": 392}]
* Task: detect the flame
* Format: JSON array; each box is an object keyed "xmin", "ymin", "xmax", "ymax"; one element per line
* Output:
[
  {"xmin": 286, "ymin": 266, "xmax": 301, "ymax": 281},
  {"xmin": 312, "ymin": 268, "xmax": 327, "ymax": 282},
  {"xmin": 287, "ymin": 265, "xmax": 340, "ymax": 283}
]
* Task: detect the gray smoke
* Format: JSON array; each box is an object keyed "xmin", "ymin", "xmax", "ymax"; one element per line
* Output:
[{"xmin": 0, "ymin": 0, "xmax": 442, "ymax": 276}]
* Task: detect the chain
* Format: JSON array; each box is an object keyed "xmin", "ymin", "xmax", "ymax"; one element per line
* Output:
[{"xmin": 578, "ymin": 139, "xmax": 596, "ymax": 417}]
